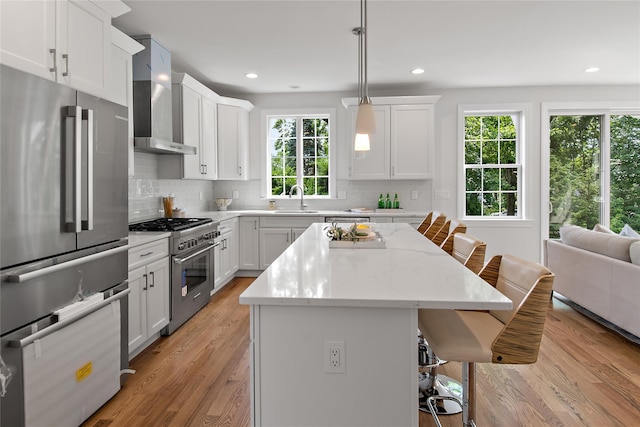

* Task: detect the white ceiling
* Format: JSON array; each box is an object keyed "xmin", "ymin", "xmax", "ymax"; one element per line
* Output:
[{"xmin": 114, "ymin": 0, "xmax": 640, "ymax": 95}]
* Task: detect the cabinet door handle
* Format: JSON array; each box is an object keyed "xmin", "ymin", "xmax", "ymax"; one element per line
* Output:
[
  {"xmin": 238, "ymin": 166, "xmax": 242, "ymax": 176},
  {"xmin": 49, "ymin": 48, "xmax": 56, "ymax": 72},
  {"xmin": 254, "ymin": 220, "xmax": 257, "ymax": 230},
  {"xmin": 149, "ymin": 271, "xmax": 155, "ymax": 287},
  {"xmin": 62, "ymin": 53, "xmax": 69, "ymax": 77},
  {"xmin": 143, "ymin": 273, "xmax": 148, "ymax": 290},
  {"xmin": 204, "ymin": 164, "xmax": 208, "ymax": 174},
  {"xmin": 391, "ymin": 166, "xmax": 395, "ymax": 176},
  {"xmin": 286, "ymin": 234, "xmax": 289, "ymax": 243}
]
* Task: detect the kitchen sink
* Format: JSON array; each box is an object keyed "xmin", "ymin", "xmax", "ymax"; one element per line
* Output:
[{"xmin": 273, "ymin": 209, "xmax": 320, "ymax": 214}]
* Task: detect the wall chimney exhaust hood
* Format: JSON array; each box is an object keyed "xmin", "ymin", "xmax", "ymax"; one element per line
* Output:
[{"xmin": 132, "ymin": 36, "xmax": 196, "ymax": 155}]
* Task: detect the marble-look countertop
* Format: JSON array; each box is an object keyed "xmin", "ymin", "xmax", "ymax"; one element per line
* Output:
[
  {"xmin": 128, "ymin": 231, "xmax": 171, "ymax": 248},
  {"xmin": 239, "ymin": 223, "xmax": 512, "ymax": 310}
]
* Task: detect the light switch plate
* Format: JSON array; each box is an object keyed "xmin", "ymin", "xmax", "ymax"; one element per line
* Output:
[
  {"xmin": 411, "ymin": 190, "xmax": 418, "ymax": 200},
  {"xmin": 434, "ymin": 190, "xmax": 450, "ymax": 199},
  {"xmin": 232, "ymin": 190, "xmax": 240, "ymax": 199}
]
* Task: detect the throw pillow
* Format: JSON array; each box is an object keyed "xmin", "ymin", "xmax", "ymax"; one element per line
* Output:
[
  {"xmin": 620, "ymin": 224, "xmax": 640, "ymax": 239},
  {"xmin": 593, "ymin": 224, "xmax": 616, "ymax": 234},
  {"xmin": 631, "ymin": 241, "xmax": 640, "ymax": 266}
]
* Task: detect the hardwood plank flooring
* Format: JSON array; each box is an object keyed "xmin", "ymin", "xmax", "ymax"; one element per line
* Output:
[{"xmin": 84, "ymin": 277, "xmax": 640, "ymax": 427}]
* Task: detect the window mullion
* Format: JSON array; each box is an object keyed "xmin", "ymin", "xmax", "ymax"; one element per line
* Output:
[
  {"xmin": 296, "ymin": 117, "xmax": 303, "ymax": 186},
  {"xmin": 601, "ymin": 113, "xmax": 611, "ymax": 228}
]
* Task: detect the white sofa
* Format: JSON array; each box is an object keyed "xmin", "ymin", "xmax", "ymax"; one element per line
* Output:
[{"xmin": 545, "ymin": 225, "xmax": 640, "ymax": 338}]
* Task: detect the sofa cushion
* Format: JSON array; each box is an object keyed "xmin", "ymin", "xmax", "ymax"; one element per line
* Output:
[
  {"xmin": 560, "ymin": 224, "xmax": 639, "ymax": 263},
  {"xmin": 631, "ymin": 241, "xmax": 640, "ymax": 266}
]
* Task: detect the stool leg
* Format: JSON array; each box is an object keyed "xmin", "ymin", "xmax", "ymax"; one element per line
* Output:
[
  {"xmin": 462, "ymin": 362, "xmax": 477, "ymax": 427},
  {"xmin": 418, "ymin": 346, "xmax": 462, "ymax": 415}
]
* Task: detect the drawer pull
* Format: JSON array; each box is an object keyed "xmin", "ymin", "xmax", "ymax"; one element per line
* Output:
[{"xmin": 139, "ymin": 251, "xmax": 154, "ymax": 257}]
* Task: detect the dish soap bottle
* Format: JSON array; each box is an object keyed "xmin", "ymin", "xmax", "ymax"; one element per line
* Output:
[
  {"xmin": 393, "ymin": 193, "xmax": 399, "ymax": 209},
  {"xmin": 378, "ymin": 194, "xmax": 385, "ymax": 209},
  {"xmin": 385, "ymin": 193, "xmax": 391, "ymax": 209}
]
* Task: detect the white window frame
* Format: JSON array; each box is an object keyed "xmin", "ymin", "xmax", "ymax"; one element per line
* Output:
[
  {"xmin": 540, "ymin": 101, "xmax": 640, "ymax": 243},
  {"xmin": 261, "ymin": 108, "xmax": 336, "ymax": 199},
  {"xmin": 458, "ymin": 103, "xmax": 531, "ymax": 222}
]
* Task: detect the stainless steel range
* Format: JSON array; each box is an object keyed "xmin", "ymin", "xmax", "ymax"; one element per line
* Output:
[{"xmin": 129, "ymin": 218, "xmax": 220, "ymax": 335}]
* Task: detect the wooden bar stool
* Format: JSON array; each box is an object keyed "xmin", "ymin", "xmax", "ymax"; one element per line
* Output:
[
  {"xmin": 418, "ymin": 255, "xmax": 554, "ymax": 427},
  {"xmin": 423, "ymin": 212, "xmax": 446, "ymax": 241},
  {"xmin": 416, "ymin": 212, "xmax": 434, "ymax": 235},
  {"xmin": 432, "ymin": 219, "xmax": 466, "ymax": 247}
]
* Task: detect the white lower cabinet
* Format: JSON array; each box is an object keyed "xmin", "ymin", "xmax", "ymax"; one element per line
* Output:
[
  {"xmin": 239, "ymin": 216, "xmax": 260, "ymax": 270},
  {"xmin": 258, "ymin": 216, "xmax": 324, "ymax": 269},
  {"xmin": 214, "ymin": 218, "xmax": 239, "ymax": 290},
  {"xmin": 128, "ymin": 237, "xmax": 170, "ymax": 357}
]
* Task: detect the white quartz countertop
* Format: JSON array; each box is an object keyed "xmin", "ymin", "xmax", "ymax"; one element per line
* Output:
[
  {"xmin": 128, "ymin": 231, "xmax": 171, "ymax": 248},
  {"xmin": 239, "ymin": 223, "xmax": 512, "ymax": 310}
]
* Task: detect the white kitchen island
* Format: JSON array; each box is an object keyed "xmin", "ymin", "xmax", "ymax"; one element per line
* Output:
[{"xmin": 239, "ymin": 223, "xmax": 512, "ymax": 427}]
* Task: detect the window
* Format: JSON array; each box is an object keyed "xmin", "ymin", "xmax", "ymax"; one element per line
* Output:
[
  {"xmin": 460, "ymin": 107, "xmax": 525, "ymax": 218},
  {"xmin": 265, "ymin": 111, "xmax": 334, "ymax": 197},
  {"xmin": 548, "ymin": 112, "xmax": 640, "ymax": 237}
]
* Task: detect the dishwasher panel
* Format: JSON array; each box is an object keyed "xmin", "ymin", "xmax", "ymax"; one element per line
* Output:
[{"xmin": 22, "ymin": 301, "xmax": 122, "ymax": 426}]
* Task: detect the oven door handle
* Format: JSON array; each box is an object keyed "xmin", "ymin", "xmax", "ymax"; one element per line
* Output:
[{"xmin": 173, "ymin": 242, "xmax": 219, "ymax": 265}]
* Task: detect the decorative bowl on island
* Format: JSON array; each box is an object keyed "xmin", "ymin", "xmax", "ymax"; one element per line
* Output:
[{"xmin": 213, "ymin": 198, "xmax": 233, "ymax": 211}]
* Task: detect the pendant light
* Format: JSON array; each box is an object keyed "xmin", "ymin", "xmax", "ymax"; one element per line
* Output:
[{"xmin": 353, "ymin": 0, "xmax": 375, "ymax": 152}]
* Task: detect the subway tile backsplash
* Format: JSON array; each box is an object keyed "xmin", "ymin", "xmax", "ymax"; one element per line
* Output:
[{"xmin": 129, "ymin": 152, "xmax": 432, "ymax": 223}]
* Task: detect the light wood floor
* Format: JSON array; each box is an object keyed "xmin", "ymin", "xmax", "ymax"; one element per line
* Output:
[{"xmin": 84, "ymin": 277, "xmax": 640, "ymax": 427}]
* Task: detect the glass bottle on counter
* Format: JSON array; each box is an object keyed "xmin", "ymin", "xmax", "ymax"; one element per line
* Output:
[
  {"xmin": 393, "ymin": 193, "xmax": 399, "ymax": 209},
  {"xmin": 385, "ymin": 193, "xmax": 391, "ymax": 209},
  {"xmin": 378, "ymin": 194, "xmax": 385, "ymax": 208}
]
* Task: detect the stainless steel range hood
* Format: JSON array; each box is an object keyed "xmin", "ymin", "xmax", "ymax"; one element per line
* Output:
[{"xmin": 132, "ymin": 36, "xmax": 196, "ymax": 155}]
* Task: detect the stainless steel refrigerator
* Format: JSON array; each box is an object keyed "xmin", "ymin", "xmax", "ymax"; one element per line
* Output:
[{"xmin": 0, "ymin": 65, "xmax": 130, "ymax": 426}]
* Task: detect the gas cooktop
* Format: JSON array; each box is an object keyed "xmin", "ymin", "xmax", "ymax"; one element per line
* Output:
[{"xmin": 129, "ymin": 217, "xmax": 213, "ymax": 232}]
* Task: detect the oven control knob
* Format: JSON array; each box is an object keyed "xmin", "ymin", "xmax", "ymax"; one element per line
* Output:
[{"xmin": 178, "ymin": 243, "xmax": 185, "ymax": 250}]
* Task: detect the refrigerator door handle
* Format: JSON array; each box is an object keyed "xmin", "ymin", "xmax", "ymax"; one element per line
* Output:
[
  {"xmin": 6, "ymin": 244, "xmax": 129, "ymax": 283},
  {"xmin": 64, "ymin": 106, "xmax": 82, "ymax": 233},
  {"xmin": 82, "ymin": 108, "xmax": 94, "ymax": 231}
]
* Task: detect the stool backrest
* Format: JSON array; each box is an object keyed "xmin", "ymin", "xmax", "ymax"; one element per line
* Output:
[
  {"xmin": 423, "ymin": 212, "xmax": 446, "ymax": 240},
  {"xmin": 416, "ymin": 212, "xmax": 433, "ymax": 235},
  {"xmin": 436, "ymin": 219, "xmax": 467, "ymax": 251},
  {"xmin": 479, "ymin": 254, "xmax": 555, "ymax": 364},
  {"xmin": 451, "ymin": 233, "xmax": 485, "ymax": 274}
]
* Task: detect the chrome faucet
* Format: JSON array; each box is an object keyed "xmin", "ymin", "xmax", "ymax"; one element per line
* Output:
[{"xmin": 289, "ymin": 184, "xmax": 305, "ymax": 211}]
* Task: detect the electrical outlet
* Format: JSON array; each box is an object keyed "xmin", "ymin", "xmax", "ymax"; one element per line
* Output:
[
  {"xmin": 199, "ymin": 191, "xmax": 203, "ymax": 201},
  {"xmin": 338, "ymin": 191, "xmax": 347, "ymax": 199},
  {"xmin": 232, "ymin": 190, "xmax": 239, "ymax": 199},
  {"xmin": 324, "ymin": 341, "xmax": 345, "ymax": 373},
  {"xmin": 411, "ymin": 190, "xmax": 418, "ymax": 200}
]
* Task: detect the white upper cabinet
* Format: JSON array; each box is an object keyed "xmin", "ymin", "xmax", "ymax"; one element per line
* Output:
[
  {"xmin": 344, "ymin": 96, "xmax": 440, "ymax": 180},
  {"xmin": 390, "ymin": 104, "xmax": 436, "ymax": 179},
  {"xmin": 347, "ymin": 105, "xmax": 391, "ymax": 180},
  {"xmin": 160, "ymin": 73, "xmax": 219, "ymax": 180},
  {"xmin": 110, "ymin": 27, "xmax": 144, "ymax": 176},
  {"xmin": 217, "ymin": 99, "xmax": 253, "ymax": 180},
  {"xmin": 0, "ymin": 0, "xmax": 129, "ymax": 98}
]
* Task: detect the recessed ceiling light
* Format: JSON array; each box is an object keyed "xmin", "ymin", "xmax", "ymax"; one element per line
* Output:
[
  {"xmin": 584, "ymin": 67, "xmax": 600, "ymax": 73},
  {"xmin": 245, "ymin": 73, "xmax": 258, "ymax": 79},
  {"xmin": 411, "ymin": 68, "xmax": 425, "ymax": 75}
]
